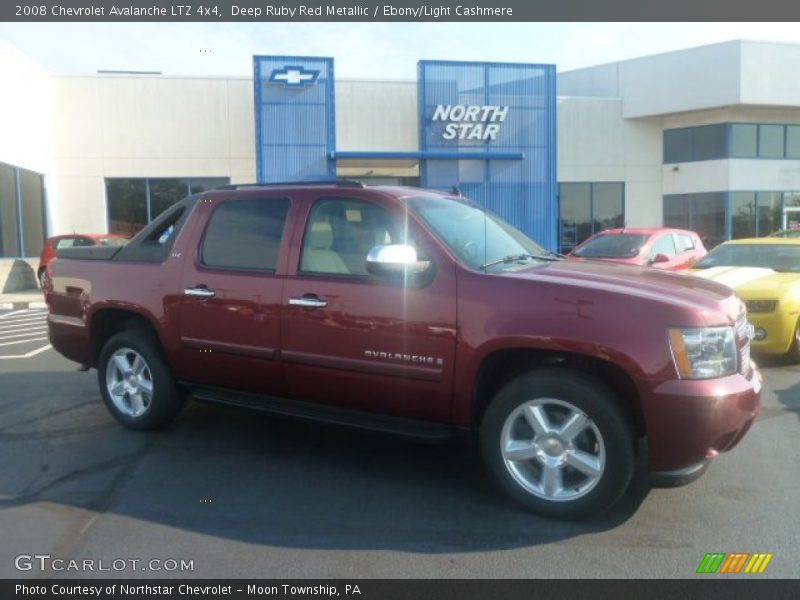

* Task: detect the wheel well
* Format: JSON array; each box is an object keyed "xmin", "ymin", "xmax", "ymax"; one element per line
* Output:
[
  {"xmin": 90, "ymin": 309, "xmax": 161, "ymax": 366},
  {"xmin": 473, "ymin": 349, "xmax": 646, "ymax": 438}
]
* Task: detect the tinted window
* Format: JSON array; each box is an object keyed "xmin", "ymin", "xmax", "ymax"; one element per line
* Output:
[
  {"xmin": 730, "ymin": 124, "xmax": 758, "ymax": 158},
  {"xmin": 558, "ymin": 183, "xmax": 591, "ymax": 252},
  {"xmin": 651, "ymin": 234, "xmax": 677, "ymax": 257},
  {"xmin": 731, "ymin": 192, "xmax": 756, "ymax": 238},
  {"xmin": 663, "ymin": 128, "xmax": 693, "ymax": 163},
  {"xmin": 202, "ymin": 198, "xmax": 290, "ymax": 272},
  {"xmin": 301, "ymin": 198, "xmax": 402, "ymax": 276},
  {"xmin": 693, "ymin": 124, "xmax": 727, "ymax": 161},
  {"xmin": 663, "ymin": 194, "xmax": 690, "ymax": 230},
  {"xmin": 786, "ymin": 126, "xmax": 800, "ymax": 158},
  {"xmin": 572, "ymin": 233, "xmax": 648, "ymax": 258},
  {"xmin": 758, "ymin": 125, "xmax": 784, "ymax": 158}
]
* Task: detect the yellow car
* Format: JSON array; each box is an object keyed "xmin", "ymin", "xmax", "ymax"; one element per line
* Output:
[{"xmin": 692, "ymin": 238, "xmax": 800, "ymax": 362}]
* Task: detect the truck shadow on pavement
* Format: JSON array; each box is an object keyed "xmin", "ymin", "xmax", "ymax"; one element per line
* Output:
[{"xmin": 0, "ymin": 370, "xmax": 653, "ymax": 553}]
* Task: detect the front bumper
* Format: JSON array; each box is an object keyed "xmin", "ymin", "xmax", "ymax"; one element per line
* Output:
[
  {"xmin": 644, "ymin": 363, "xmax": 762, "ymax": 472},
  {"xmin": 748, "ymin": 311, "xmax": 797, "ymax": 355}
]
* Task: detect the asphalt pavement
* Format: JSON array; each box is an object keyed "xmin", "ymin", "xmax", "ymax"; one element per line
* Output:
[{"xmin": 0, "ymin": 311, "xmax": 798, "ymax": 579}]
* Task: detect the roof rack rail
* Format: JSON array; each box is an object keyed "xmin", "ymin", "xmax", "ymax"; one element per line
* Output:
[{"xmin": 213, "ymin": 180, "xmax": 366, "ymax": 190}]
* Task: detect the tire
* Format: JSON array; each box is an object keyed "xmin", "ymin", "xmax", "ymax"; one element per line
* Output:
[
  {"xmin": 97, "ymin": 329, "xmax": 183, "ymax": 430},
  {"xmin": 786, "ymin": 319, "xmax": 800, "ymax": 364},
  {"xmin": 480, "ymin": 368, "xmax": 635, "ymax": 520}
]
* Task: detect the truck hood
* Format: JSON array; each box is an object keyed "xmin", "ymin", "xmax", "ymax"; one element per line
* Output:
[{"xmin": 502, "ymin": 259, "xmax": 738, "ymax": 316}]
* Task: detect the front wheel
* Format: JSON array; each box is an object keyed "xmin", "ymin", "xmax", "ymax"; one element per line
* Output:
[
  {"xmin": 480, "ymin": 368, "xmax": 635, "ymax": 520},
  {"xmin": 97, "ymin": 330, "xmax": 183, "ymax": 430}
]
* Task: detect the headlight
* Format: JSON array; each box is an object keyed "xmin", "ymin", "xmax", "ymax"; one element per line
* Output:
[
  {"xmin": 745, "ymin": 299, "xmax": 777, "ymax": 313},
  {"xmin": 668, "ymin": 326, "xmax": 737, "ymax": 379}
]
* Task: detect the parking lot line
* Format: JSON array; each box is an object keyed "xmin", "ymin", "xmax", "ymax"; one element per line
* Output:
[{"xmin": 0, "ymin": 336, "xmax": 49, "ymax": 348}]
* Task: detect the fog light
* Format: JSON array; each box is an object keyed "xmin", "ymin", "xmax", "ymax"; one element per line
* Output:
[{"xmin": 754, "ymin": 328, "xmax": 767, "ymax": 341}]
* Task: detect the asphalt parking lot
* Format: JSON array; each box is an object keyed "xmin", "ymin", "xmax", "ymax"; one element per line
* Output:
[{"xmin": 0, "ymin": 308, "xmax": 798, "ymax": 579}]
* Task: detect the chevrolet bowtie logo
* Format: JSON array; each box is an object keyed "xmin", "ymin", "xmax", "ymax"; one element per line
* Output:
[{"xmin": 268, "ymin": 65, "xmax": 320, "ymax": 87}]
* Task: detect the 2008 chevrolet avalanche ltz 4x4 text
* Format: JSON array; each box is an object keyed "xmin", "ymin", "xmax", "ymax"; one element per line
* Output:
[{"xmin": 45, "ymin": 182, "xmax": 761, "ymax": 519}]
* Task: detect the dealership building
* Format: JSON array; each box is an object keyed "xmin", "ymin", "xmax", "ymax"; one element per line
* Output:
[{"xmin": 3, "ymin": 38, "xmax": 800, "ymax": 289}]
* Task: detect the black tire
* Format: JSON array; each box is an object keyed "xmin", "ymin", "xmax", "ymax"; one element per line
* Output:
[
  {"xmin": 787, "ymin": 319, "xmax": 800, "ymax": 364},
  {"xmin": 97, "ymin": 329, "xmax": 183, "ymax": 430},
  {"xmin": 480, "ymin": 368, "xmax": 635, "ymax": 520}
]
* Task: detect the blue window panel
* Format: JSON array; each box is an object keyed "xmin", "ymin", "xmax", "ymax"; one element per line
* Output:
[{"xmin": 419, "ymin": 60, "xmax": 557, "ymax": 250}]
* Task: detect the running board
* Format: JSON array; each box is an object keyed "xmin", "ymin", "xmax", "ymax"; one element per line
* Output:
[{"xmin": 183, "ymin": 383, "xmax": 467, "ymax": 442}]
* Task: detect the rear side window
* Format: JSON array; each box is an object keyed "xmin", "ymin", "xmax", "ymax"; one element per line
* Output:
[
  {"xmin": 201, "ymin": 198, "xmax": 290, "ymax": 272},
  {"xmin": 676, "ymin": 234, "xmax": 695, "ymax": 251},
  {"xmin": 651, "ymin": 234, "xmax": 677, "ymax": 257}
]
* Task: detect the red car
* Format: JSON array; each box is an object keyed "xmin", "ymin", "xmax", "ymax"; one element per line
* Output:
[
  {"xmin": 44, "ymin": 184, "xmax": 760, "ymax": 519},
  {"xmin": 38, "ymin": 233, "xmax": 128, "ymax": 287},
  {"xmin": 569, "ymin": 228, "xmax": 707, "ymax": 270}
]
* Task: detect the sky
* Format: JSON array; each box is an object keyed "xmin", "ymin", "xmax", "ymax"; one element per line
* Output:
[{"xmin": 1, "ymin": 22, "xmax": 800, "ymax": 78}]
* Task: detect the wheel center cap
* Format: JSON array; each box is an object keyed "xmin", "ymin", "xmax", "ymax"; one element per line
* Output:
[{"xmin": 541, "ymin": 437, "xmax": 565, "ymax": 457}]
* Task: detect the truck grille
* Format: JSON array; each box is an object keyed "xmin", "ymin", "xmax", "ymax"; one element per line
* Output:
[{"xmin": 735, "ymin": 315, "xmax": 753, "ymax": 375}]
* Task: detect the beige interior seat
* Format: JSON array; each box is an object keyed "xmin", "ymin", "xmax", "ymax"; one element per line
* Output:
[{"xmin": 301, "ymin": 221, "xmax": 350, "ymax": 274}]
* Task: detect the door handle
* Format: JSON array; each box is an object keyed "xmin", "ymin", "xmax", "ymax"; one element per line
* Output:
[
  {"xmin": 184, "ymin": 286, "xmax": 216, "ymax": 298},
  {"xmin": 289, "ymin": 296, "xmax": 327, "ymax": 309}
]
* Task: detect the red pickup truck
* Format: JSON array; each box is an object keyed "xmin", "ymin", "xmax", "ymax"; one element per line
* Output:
[{"xmin": 45, "ymin": 182, "xmax": 761, "ymax": 519}]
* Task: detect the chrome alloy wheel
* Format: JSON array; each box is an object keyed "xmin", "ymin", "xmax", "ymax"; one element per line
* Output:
[
  {"xmin": 105, "ymin": 347, "xmax": 154, "ymax": 418},
  {"xmin": 499, "ymin": 398, "xmax": 606, "ymax": 502}
]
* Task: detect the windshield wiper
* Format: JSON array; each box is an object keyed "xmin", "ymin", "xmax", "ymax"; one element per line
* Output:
[{"xmin": 480, "ymin": 253, "xmax": 560, "ymax": 270}]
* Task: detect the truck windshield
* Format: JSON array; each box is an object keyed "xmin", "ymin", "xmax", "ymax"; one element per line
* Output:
[{"xmin": 408, "ymin": 195, "xmax": 552, "ymax": 272}]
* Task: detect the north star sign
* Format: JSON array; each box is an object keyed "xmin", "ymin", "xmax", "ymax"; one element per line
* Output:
[{"xmin": 432, "ymin": 104, "xmax": 509, "ymax": 141}]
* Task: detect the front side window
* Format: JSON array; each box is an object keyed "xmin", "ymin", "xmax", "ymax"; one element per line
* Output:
[
  {"xmin": 201, "ymin": 198, "xmax": 290, "ymax": 272},
  {"xmin": 300, "ymin": 198, "xmax": 403, "ymax": 276},
  {"xmin": 408, "ymin": 195, "xmax": 550, "ymax": 272}
]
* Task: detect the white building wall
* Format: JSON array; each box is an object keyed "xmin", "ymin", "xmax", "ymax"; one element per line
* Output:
[
  {"xmin": 557, "ymin": 97, "xmax": 664, "ymax": 227},
  {"xmin": 46, "ymin": 74, "xmax": 256, "ymax": 234}
]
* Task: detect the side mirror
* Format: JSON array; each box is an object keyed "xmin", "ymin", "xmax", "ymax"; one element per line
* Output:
[
  {"xmin": 652, "ymin": 253, "xmax": 670, "ymax": 264},
  {"xmin": 366, "ymin": 244, "xmax": 431, "ymax": 278}
]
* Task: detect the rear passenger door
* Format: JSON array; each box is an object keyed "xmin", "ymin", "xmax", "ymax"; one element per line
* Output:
[
  {"xmin": 174, "ymin": 195, "xmax": 291, "ymax": 396},
  {"xmin": 280, "ymin": 195, "xmax": 458, "ymax": 423}
]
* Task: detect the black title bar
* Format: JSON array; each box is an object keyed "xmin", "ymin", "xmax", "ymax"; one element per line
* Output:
[{"xmin": 3, "ymin": 0, "xmax": 800, "ymax": 21}]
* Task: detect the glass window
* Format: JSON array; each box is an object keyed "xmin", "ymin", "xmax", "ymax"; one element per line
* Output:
[
  {"xmin": 786, "ymin": 126, "xmax": 800, "ymax": 158},
  {"xmin": 301, "ymin": 198, "xmax": 403, "ymax": 276},
  {"xmin": 19, "ymin": 169, "xmax": 45, "ymax": 257},
  {"xmin": 758, "ymin": 192, "xmax": 783, "ymax": 236},
  {"xmin": 558, "ymin": 183, "xmax": 591, "ymax": 253},
  {"xmin": 663, "ymin": 194, "xmax": 690, "ymax": 230},
  {"xmin": 676, "ymin": 233, "xmax": 696, "ymax": 251},
  {"xmin": 0, "ymin": 163, "xmax": 20, "ymax": 258},
  {"xmin": 201, "ymin": 198, "xmax": 290, "ymax": 272},
  {"xmin": 758, "ymin": 124, "xmax": 784, "ymax": 158},
  {"xmin": 692, "ymin": 124, "xmax": 727, "ymax": 161},
  {"xmin": 107, "ymin": 179, "xmax": 147, "ymax": 236},
  {"xmin": 200, "ymin": 198, "xmax": 289, "ymax": 271},
  {"xmin": 730, "ymin": 124, "xmax": 758, "ymax": 158},
  {"xmin": 651, "ymin": 234, "xmax": 677, "ymax": 257},
  {"xmin": 572, "ymin": 233, "xmax": 648, "ymax": 259},
  {"xmin": 592, "ymin": 183, "xmax": 624, "ymax": 232},
  {"xmin": 189, "ymin": 178, "xmax": 228, "ymax": 194},
  {"xmin": 663, "ymin": 128, "xmax": 693, "ymax": 163},
  {"xmin": 692, "ymin": 192, "xmax": 726, "ymax": 249},
  {"xmin": 731, "ymin": 192, "xmax": 756, "ymax": 239},
  {"xmin": 150, "ymin": 178, "xmax": 188, "ymax": 220}
]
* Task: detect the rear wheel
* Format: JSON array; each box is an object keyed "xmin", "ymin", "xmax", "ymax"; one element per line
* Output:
[
  {"xmin": 480, "ymin": 368, "xmax": 635, "ymax": 520},
  {"xmin": 97, "ymin": 329, "xmax": 183, "ymax": 430}
]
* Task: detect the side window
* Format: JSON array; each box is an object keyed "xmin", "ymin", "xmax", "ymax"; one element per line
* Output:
[
  {"xmin": 201, "ymin": 198, "xmax": 290, "ymax": 272},
  {"xmin": 651, "ymin": 234, "xmax": 677, "ymax": 257},
  {"xmin": 676, "ymin": 233, "xmax": 695, "ymax": 252},
  {"xmin": 75, "ymin": 237, "xmax": 96, "ymax": 247},
  {"xmin": 55, "ymin": 238, "xmax": 76, "ymax": 249},
  {"xmin": 301, "ymin": 197, "xmax": 402, "ymax": 276}
]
